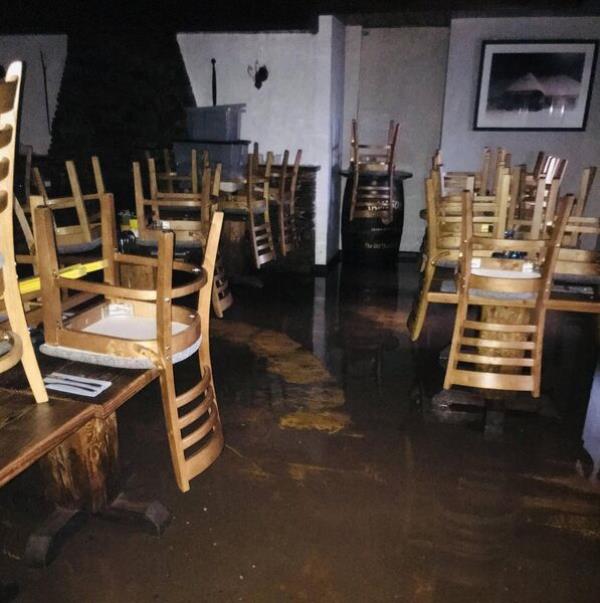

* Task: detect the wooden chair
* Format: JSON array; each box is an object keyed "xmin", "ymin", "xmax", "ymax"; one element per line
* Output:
[
  {"xmin": 443, "ymin": 192, "xmax": 573, "ymax": 397},
  {"xmin": 34, "ymin": 194, "xmax": 225, "ymax": 492},
  {"xmin": 270, "ymin": 149, "xmax": 302, "ymax": 256},
  {"xmin": 218, "ymin": 152, "xmax": 277, "ymax": 269},
  {"xmin": 247, "ymin": 152, "xmax": 277, "ymax": 268},
  {"xmin": 0, "ymin": 61, "xmax": 47, "ymax": 403},
  {"xmin": 552, "ymin": 194, "xmax": 600, "ymax": 289},
  {"xmin": 32, "ymin": 156, "xmax": 105, "ymax": 253},
  {"xmin": 438, "ymin": 147, "xmax": 492, "ymax": 196},
  {"xmin": 409, "ymin": 168, "xmax": 512, "ymax": 341},
  {"xmin": 350, "ymin": 120, "xmax": 399, "ymax": 170},
  {"xmin": 135, "ymin": 159, "xmax": 232, "ymax": 316},
  {"xmin": 517, "ymin": 154, "xmax": 567, "ymax": 221},
  {"xmin": 135, "ymin": 158, "xmax": 220, "ymax": 248},
  {"xmin": 12, "ymin": 144, "xmax": 36, "ymax": 266},
  {"xmin": 560, "ymin": 167, "xmax": 597, "ymax": 248},
  {"xmin": 349, "ymin": 119, "xmax": 399, "ymax": 222}
]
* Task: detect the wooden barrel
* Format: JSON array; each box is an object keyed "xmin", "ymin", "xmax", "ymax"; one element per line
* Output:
[{"xmin": 341, "ymin": 170, "xmax": 411, "ymax": 264}]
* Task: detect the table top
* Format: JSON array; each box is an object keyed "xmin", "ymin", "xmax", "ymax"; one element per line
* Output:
[{"xmin": 0, "ymin": 355, "xmax": 157, "ymax": 488}]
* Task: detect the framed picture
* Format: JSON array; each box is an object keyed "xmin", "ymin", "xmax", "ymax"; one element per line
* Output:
[{"xmin": 474, "ymin": 40, "xmax": 598, "ymax": 131}]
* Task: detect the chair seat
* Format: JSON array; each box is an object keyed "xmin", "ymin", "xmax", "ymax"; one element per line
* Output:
[
  {"xmin": 0, "ymin": 338, "xmax": 12, "ymax": 356},
  {"xmin": 137, "ymin": 237, "xmax": 202, "ymax": 249},
  {"xmin": 554, "ymin": 273, "xmax": 600, "ymax": 285},
  {"xmin": 57, "ymin": 238, "xmax": 102, "ymax": 254},
  {"xmin": 436, "ymin": 258, "xmax": 458, "ymax": 269},
  {"xmin": 40, "ymin": 316, "xmax": 201, "ymax": 369},
  {"xmin": 439, "ymin": 278, "xmax": 535, "ymax": 300}
]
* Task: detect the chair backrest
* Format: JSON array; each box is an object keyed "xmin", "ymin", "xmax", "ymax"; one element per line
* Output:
[
  {"xmin": 573, "ymin": 166, "xmax": 597, "ymax": 218},
  {"xmin": 0, "ymin": 63, "xmax": 20, "ymax": 219},
  {"xmin": 0, "ymin": 61, "xmax": 48, "ymax": 401},
  {"xmin": 538, "ymin": 155, "xmax": 568, "ymax": 186},
  {"xmin": 246, "ymin": 152, "xmax": 276, "ymax": 268},
  {"xmin": 247, "ymin": 151, "xmax": 272, "ymax": 206},
  {"xmin": 271, "ymin": 149, "xmax": 302, "ymax": 208}
]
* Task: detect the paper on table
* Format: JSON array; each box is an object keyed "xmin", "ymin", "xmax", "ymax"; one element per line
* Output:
[{"xmin": 44, "ymin": 372, "xmax": 112, "ymax": 398}]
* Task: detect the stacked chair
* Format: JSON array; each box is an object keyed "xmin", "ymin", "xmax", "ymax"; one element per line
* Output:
[
  {"xmin": 435, "ymin": 146, "xmax": 510, "ymax": 197},
  {"xmin": 219, "ymin": 151, "xmax": 277, "ymax": 270},
  {"xmin": 135, "ymin": 153, "xmax": 220, "ymax": 247},
  {"xmin": 135, "ymin": 153, "xmax": 233, "ymax": 317},
  {"xmin": 251, "ymin": 143, "xmax": 303, "ymax": 258},
  {"xmin": 408, "ymin": 166, "xmax": 513, "ymax": 341},
  {"xmin": 443, "ymin": 191, "xmax": 573, "ymax": 398},
  {"xmin": 269, "ymin": 149, "xmax": 302, "ymax": 256},
  {"xmin": 412, "ymin": 147, "xmax": 600, "ymax": 360},
  {"xmin": 0, "ymin": 61, "xmax": 47, "ymax": 402},
  {"xmin": 32, "ymin": 156, "xmax": 106, "ymax": 254},
  {"xmin": 145, "ymin": 148, "xmax": 209, "ymax": 194},
  {"xmin": 348, "ymin": 118, "xmax": 399, "ymax": 222},
  {"xmin": 33, "ymin": 190, "xmax": 225, "ymax": 492}
]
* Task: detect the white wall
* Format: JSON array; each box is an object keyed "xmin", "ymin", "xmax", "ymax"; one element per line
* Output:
[
  {"xmin": 441, "ymin": 17, "xmax": 600, "ymax": 214},
  {"xmin": 177, "ymin": 16, "xmax": 345, "ymax": 265},
  {"xmin": 327, "ymin": 17, "xmax": 346, "ymax": 261},
  {"xmin": 0, "ymin": 35, "xmax": 67, "ymax": 155},
  {"xmin": 355, "ymin": 27, "xmax": 450, "ymax": 251}
]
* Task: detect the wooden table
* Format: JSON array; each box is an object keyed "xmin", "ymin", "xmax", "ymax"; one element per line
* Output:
[{"xmin": 0, "ymin": 353, "xmax": 166, "ymax": 566}]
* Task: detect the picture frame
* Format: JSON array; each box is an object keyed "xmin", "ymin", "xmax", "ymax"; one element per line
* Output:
[{"xmin": 474, "ymin": 40, "xmax": 598, "ymax": 131}]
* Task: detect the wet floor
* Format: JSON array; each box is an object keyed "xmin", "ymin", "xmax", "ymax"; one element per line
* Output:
[{"xmin": 2, "ymin": 261, "xmax": 600, "ymax": 602}]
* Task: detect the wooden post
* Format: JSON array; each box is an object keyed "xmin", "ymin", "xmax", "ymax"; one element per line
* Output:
[{"xmin": 39, "ymin": 414, "xmax": 119, "ymax": 513}]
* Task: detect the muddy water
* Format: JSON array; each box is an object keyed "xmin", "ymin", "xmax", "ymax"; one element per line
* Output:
[{"xmin": 1, "ymin": 264, "xmax": 599, "ymax": 602}]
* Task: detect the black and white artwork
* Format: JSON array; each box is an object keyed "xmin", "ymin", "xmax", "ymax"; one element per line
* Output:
[{"xmin": 474, "ymin": 41, "xmax": 598, "ymax": 130}]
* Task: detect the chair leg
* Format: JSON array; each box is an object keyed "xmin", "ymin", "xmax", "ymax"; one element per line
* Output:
[
  {"xmin": 211, "ymin": 284, "xmax": 223, "ymax": 319},
  {"xmin": 211, "ymin": 254, "xmax": 233, "ymax": 318},
  {"xmin": 279, "ymin": 205, "xmax": 287, "ymax": 256},
  {"xmin": 2, "ymin": 259, "xmax": 48, "ymax": 403},
  {"xmin": 408, "ymin": 264, "xmax": 435, "ymax": 342},
  {"xmin": 158, "ymin": 363, "xmax": 190, "ymax": 493}
]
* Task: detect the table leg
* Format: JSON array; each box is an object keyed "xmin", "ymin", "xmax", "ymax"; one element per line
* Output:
[{"xmin": 26, "ymin": 412, "xmax": 170, "ymax": 567}]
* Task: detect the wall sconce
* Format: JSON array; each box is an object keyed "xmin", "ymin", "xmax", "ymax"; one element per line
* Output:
[{"xmin": 247, "ymin": 61, "xmax": 269, "ymax": 89}]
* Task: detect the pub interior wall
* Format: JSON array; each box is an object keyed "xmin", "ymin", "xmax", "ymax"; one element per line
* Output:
[
  {"xmin": 177, "ymin": 16, "xmax": 343, "ymax": 265},
  {"xmin": 0, "ymin": 35, "xmax": 67, "ymax": 155},
  {"xmin": 441, "ymin": 17, "xmax": 600, "ymax": 216},
  {"xmin": 352, "ymin": 27, "xmax": 450, "ymax": 252}
]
